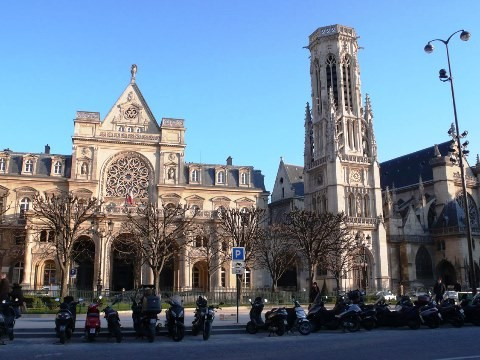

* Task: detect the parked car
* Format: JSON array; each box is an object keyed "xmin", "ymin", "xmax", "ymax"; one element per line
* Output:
[{"xmin": 376, "ymin": 290, "xmax": 396, "ymax": 302}]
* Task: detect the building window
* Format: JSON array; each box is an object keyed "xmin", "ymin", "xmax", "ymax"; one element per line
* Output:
[
  {"xmin": 12, "ymin": 262, "xmax": 24, "ymax": 284},
  {"xmin": 316, "ymin": 264, "xmax": 328, "ymax": 276},
  {"xmin": 127, "ymin": 127, "xmax": 133, "ymax": 133},
  {"xmin": 25, "ymin": 159, "xmax": 33, "ymax": 173},
  {"xmin": 40, "ymin": 230, "xmax": 48, "ymax": 242},
  {"xmin": 363, "ymin": 195, "xmax": 370, "ymax": 217},
  {"xmin": 221, "ymin": 267, "xmax": 226, "ymax": 287},
  {"xmin": 43, "ymin": 261, "xmax": 57, "ymax": 286},
  {"xmin": 342, "ymin": 55, "xmax": 353, "ymax": 111},
  {"xmin": 136, "ymin": 128, "xmax": 142, "ymax": 133},
  {"xmin": 241, "ymin": 172, "xmax": 248, "ymax": 185},
  {"xmin": 118, "ymin": 126, "xmax": 124, "ymax": 132},
  {"xmin": 325, "ymin": 54, "xmax": 338, "ymax": 106},
  {"xmin": 244, "ymin": 267, "xmax": 251, "ymax": 288},
  {"xmin": 217, "ymin": 171, "xmax": 225, "ymax": 184},
  {"xmin": 0, "ymin": 158, "xmax": 5, "ymax": 171},
  {"xmin": 195, "ymin": 235, "xmax": 202, "ymax": 248},
  {"xmin": 191, "ymin": 169, "xmax": 199, "ymax": 183},
  {"xmin": 348, "ymin": 194, "xmax": 354, "ymax": 216},
  {"xmin": 53, "ymin": 161, "xmax": 62, "ymax": 175},
  {"xmin": 19, "ymin": 197, "xmax": 30, "ymax": 218},
  {"xmin": 192, "ymin": 266, "xmax": 200, "ymax": 288}
]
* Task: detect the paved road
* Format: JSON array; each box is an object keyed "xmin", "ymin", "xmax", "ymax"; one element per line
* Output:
[{"xmin": 2, "ymin": 326, "xmax": 480, "ymax": 360}]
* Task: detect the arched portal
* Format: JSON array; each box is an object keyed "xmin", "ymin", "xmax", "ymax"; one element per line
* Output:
[
  {"xmin": 111, "ymin": 234, "xmax": 138, "ymax": 291},
  {"xmin": 436, "ymin": 259, "xmax": 457, "ymax": 286},
  {"xmin": 415, "ymin": 246, "xmax": 433, "ymax": 281},
  {"xmin": 353, "ymin": 247, "xmax": 373, "ymax": 290},
  {"xmin": 277, "ymin": 264, "xmax": 298, "ymax": 291},
  {"xmin": 72, "ymin": 236, "xmax": 95, "ymax": 290},
  {"xmin": 192, "ymin": 261, "xmax": 208, "ymax": 291}
]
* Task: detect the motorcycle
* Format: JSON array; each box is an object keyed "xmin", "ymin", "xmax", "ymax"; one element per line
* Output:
[
  {"xmin": 191, "ymin": 296, "xmax": 222, "ymax": 340},
  {"xmin": 164, "ymin": 295, "xmax": 185, "ymax": 342},
  {"xmin": 246, "ymin": 297, "xmax": 288, "ymax": 336},
  {"xmin": 460, "ymin": 293, "xmax": 480, "ymax": 326},
  {"xmin": 131, "ymin": 295, "xmax": 143, "ymax": 338},
  {"xmin": 415, "ymin": 295, "xmax": 442, "ymax": 329},
  {"xmin": 0, "ymin": 298, "xmax": 19, "ymax": 343},
  {"xmin": 142, "ymin": 293, "xmax": 162, "ymax": 342},
  {"xmin": 374, "ymin": 296, "xmax": 421, "ymax": 330},
  {"xmin": 307, "ymin": 295, "xmax": 348, "ymax": 331},
  {"xmin": 84, "ymin": 296, "xmax": 103, "ymax": 341},
  {"xmin": 102, "ymin": 296, "xmax": 123, "ymax": 343},
  {"xmin": 54, "ymin": 296, "xmax": 82, "ymax": 344},
  {"xmin": 285, "ymin": 297, "xmax": 311, "ymax": 335},
  {"xmin": 437, "ymin": 295, "xmax": 464, "ymax": 328}
]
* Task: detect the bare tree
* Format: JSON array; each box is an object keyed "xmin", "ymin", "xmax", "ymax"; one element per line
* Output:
[
  {"xmin": 117, "ymin": 201, "xmax": 197, "ymax": 292},
  {"xmin": 284, "ymin": 210, "xmax": 347, "ymax": 292},
  {"xmin": 322, "ymin": 215, "xmax": 357, "ymax": 295},
  {"xmin": 31, "ymin": 192, "xmax": 101, "ymax": 297},
  {"xmin": 256, "ymin": 224, "xmax": 296, "ymax": 292},
  {"xmin": 188, "ymin": 223, "xmax": 229, "ymax": 291}
]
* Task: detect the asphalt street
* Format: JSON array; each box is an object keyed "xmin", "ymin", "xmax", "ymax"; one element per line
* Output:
[{"xmin": 2, "ymin": 326, "xmax": 480, "ymax": 360}]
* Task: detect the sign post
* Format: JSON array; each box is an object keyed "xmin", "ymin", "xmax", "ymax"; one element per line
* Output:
[{"xmin": 232, "ymin": 247, "xmax": 245, "ymax": 323}]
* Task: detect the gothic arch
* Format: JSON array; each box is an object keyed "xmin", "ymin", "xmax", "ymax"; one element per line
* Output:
[
  {"xmin": 99, "ymin": 151, "xmax": 154, "ymax": 200},
  {"xmin": 436, "ymin": 259, "xmax": 457, "ymax": 286},
  {"xmin": 415, "ymin": 246, "xmax": 433, "ymax": 280},
  {"xmin": 456, "ymin": 192, "xmax": 479, "ymax": 227}
]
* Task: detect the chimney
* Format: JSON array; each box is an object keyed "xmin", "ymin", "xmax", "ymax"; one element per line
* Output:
[
  {"xmin": 226, "ymin": 156, "xmax": 232, "ymax": 166},
  {"xmin": 45, "ymin": 144, "xmax": 51, "ymax": 154}
]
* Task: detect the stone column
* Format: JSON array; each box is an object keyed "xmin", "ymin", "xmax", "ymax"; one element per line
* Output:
[{"xmin": 21, "ymin": 226, "xmax": 35, "ymax": 288}]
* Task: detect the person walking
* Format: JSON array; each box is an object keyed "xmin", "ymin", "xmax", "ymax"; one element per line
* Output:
[
  {"xmin": 9, "ymin": 283, "xmax": 25, "ymax": 318},
  {"xmin": 433, "ymin": 278, "xmax": 446, "ymax": 303},
  {"xmin": 309, "ymin": 282, "xmax": 320, "ymax": 303},
  {"xmin": 0, "ymin": 273, "xmax": 10, "ymax": 302}
]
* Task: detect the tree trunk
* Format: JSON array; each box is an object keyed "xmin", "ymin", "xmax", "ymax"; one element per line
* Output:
[
  {"xmin": 271, "ymin": 280, "xmax": 278, "ymax": 293},
  {"xmin": 207, "ymin": 273, "xmax": 211, "ymax": 292},
  {"xmin": 60, "ymin": 266, "xmax": 69, "ymax": 298},
  {"xmin": 308, "ymin": 261, "xmax": 314, "ymax": 294},
  {"xmin": 153, "ymin": 271, "xmax": 160, "ymax": 295},
  {"xmin": 335, "ymin": 276, "xmax": 341, "ymax": 296}
]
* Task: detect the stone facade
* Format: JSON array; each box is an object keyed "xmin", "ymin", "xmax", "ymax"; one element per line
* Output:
[{"xmin": 0, "ymin": 67, "xmax": 269, "ymax": 292}]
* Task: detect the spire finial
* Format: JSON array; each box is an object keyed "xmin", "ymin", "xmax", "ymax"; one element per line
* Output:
[
  {"xmin": 131, "ymin": 64, "xmax": 138, "ymax": 83},
  {"xmin": 476, "ymin": 154, "xmax": 480, "ymax": 166},
  {"xmin": 434, "ymin": 144, "xmax": 441, "ymax": 158}
]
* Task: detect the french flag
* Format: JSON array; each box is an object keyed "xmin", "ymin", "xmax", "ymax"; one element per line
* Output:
[{"xmin": 125, "ymin": 189, "xmax": 134, "ymax": 206}]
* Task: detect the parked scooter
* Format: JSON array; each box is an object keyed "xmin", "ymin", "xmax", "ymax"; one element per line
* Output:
[
  {"xmin": 142, "ymin": 292, "xmax": 162, "ymax": 342},
  {"xmin": 102, "ymin": 296, "xmax": 123, "ymax": 343},
  {"xmin": 374, "ymin": 296, "xmax": 421, "ymax": 330},
  {"xmin": 307, "ymin": 294, "xmax": 347, "ymax": 331},
  {"xmin": 0, "ymin": 298, "xmax": 19, "ymax": 343},
  {"xmin": 84, "ymin": 296, "xmax": 103, "ymax": 341},
  {"xmin": 460, "ymin": 293, "xmax": 480, "ymax": 326},
  {"xmin": 191, "ymin": 296, "xmax": 222, "ymax": 340},
  {"xmin": 164, "ymin": 295, "xmax": 185, "ymax": 342},
  {"xmin": 131, "ymin": 295, "xmax": 143, "ymax": 338},
  {"xmin": 246, "ymin": 297, "xmax": 288, "ymax": 336},
  {"xmin": 437, "ymin": 295, "xmax": 464, "ymax": 328},
  {"xmin": 285, "ymin": 297, "xmax": 311, "ymax": 335},
  {"xmin": 54, "ymin": 296, "xmax": 82, "ymax": 344},
  {"xmin": 415, "ymin": 295, "xmax": 442, "ymax": 329}
]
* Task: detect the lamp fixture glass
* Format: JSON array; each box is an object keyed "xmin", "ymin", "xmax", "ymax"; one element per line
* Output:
[
  {"xmin": 424, "ymin": 43, "xmax": 434, "ymax": 53},
  {"xmin": 460, "ymin": 31, "xmax": 471, "ymax": 41}
]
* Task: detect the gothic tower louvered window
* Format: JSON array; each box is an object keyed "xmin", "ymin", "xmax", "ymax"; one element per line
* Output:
[
  {"xmin": 342, "ymin": 55, "xmax": 354, "ymax": 111},
  {"xmin": 314, "ymin": 59, "xmax": 322, "ymax": 114},
  {"xmin": 325, "ymin": 55, "xmax": 338, "ymax": 105}
]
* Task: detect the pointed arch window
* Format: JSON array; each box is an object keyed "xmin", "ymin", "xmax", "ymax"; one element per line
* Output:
[
  {"xmin": 456, "ymin": 192, "xmax": 479, "ymax": 227},
  {"xmin": 342, "ymin": 55, "xmax": 354, "ymax": 111},
  {"xmin": 25, "ymin": 160, "xmax": 33, "ymax": 173},
  {"xmin": 348, "ymin": 194, "xmax": 355, "ymax": 217},
  {"xmin": 363, "ymin": 195, "xmax": 370, "ymax": 217},
  {"xmin": 53, "ymin": 161, "xmax": 62, "ymax": 175},
  {"xmin": 325, "ymin": 55, "xmax": 338, "ymax": 106},
  {"xmin": 415, "ymin": 246, "xmax": 433, "ymax": 279},
  {"xmin": 314, "ymin": 59, "xmax": 322, "ymax": 114}
]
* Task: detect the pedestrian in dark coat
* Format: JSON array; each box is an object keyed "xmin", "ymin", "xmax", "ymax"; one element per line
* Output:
[
  {"xmin": 0, "ymin": 273, "xmax": 10, "ymax": 302},
  {"xmin": 309, "ymin": 282, "xmax": 320, "ymax": 303},
  {"xmin": 9, "ymin": 283, "xmax": 25, "ymax": 318},
  {"xmin": 433, "ymin": 278, "xmax": 446, "ymax": 303}
]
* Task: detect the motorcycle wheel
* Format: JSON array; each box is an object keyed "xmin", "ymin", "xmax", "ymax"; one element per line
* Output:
[
  {"xmin": 275, "ymin": 321, "xmax": 286, "ymax": 336},
  {"xmin": 203, "ymin": 321, "xmax": 212, "ymax": 341},
  {"xmin": 407, "ymin": 319, "xmax": 421, "ymax": 330},
  {"xmin": 451, "ymin": 315, "xmax": 464, "ymax": 328},
  {"xmin": 114, "ymin": 323, "xmax": 123, "ymax": 343},
  {"xmin": 246, "ymin": 321, "xmax": 258, "ymax": 334},
  {"xmin": 8, "ymin": 328, "xmax": 14, "ymax": 341},
  {"xmin": 298, "ymin": 321, "xmax": 311, "ymax": 335},
  {"xmin": 191, "ymin": 324, "xmax": 199, "ymax": 336},
  {"xmin": 343, "ymin": 315, "xmax": 360, "ymax": 332},
  {"xmin": 426, "ymin": 316, "xmax": 440, "ymax": 329},
  {"xmin": 362, "ymin": 318, "xmax": 375, "ymax": 331},
  {"xmin": 66, "ymin": 328, "xmax": 72, "ymax": 340},
  {"xmin": 148, "ymin": 323, "xmax": 155, "ymax": 343},
  {"xmin": 59, "ymin": 330, "xmax": 66, "ymax": 344},
  {"xmin": 172, "ymin": 324, "xmax": 184, "ymax": 342}
]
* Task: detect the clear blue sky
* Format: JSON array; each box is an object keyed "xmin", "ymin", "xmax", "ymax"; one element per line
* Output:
[{"xmin": 1, "ymin": 0, "xmax": 479, "ymax": 194}]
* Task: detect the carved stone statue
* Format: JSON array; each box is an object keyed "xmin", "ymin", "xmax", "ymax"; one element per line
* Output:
[
  {"xmin": 131, "ymin": 64, "xmax": 137, "ymax": 82},
  {"xmin": 168, "ymin": 167, "xmax": 175, "ymax": 180}
]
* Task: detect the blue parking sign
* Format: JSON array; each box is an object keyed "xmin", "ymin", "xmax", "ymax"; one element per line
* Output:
[
  {"xmin": 70, "ymin": 268, "xmax": 77, "ymax": 278},
  {"xmin": 232, "ymin": 247, "xmax": 245, "ymax": 261}
]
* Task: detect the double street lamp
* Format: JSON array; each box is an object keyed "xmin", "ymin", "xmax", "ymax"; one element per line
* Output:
[{"xmin": 424, "ymin": 30, "xmax": 476, "ymax": 294}]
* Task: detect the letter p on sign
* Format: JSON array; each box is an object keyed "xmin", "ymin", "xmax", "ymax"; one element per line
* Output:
[{"xmin": 232, "ymin": 247, "xmax": 245, "ymax": 261}]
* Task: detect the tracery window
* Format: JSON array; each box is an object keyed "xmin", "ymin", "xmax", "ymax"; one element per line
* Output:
[
  {"xmin": 363, "ymin": 195, "xmax": 370, "ymax": 217},
  {"xmin": 105, "ymin": 154, "xmax": 150, "ymax": 198},
  {"xmin": 325, "ymin": 55, "xmax": 338, "ymax": 106},
  {"xmin": 456, "ymin": 192, "xmax": 479, "ymax": 227},
  {"xmin": 342, "ymin": 55, "xmax": 354, "ymax": 111}
]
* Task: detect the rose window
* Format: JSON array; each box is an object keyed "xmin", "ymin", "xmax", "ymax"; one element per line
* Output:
[
  {"xmin": 124, "ymin": 106, "xmax": 138, "ymax": 120},
  {"xmin": 105, "ymin": 155, "xmax": 149, "ymax": 198}
]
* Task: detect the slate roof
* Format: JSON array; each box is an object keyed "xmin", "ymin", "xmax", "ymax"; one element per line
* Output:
[
  {"xmin": 284, "ymin": 163, "xmax": 304, "ymax": 197},
  {"xmin": 3, "ymin": 152, "xmax": 72, "ymax": 178},
  {"xmin": 380, "ymin": 141, "xmax": 451, "ymax": 190}
]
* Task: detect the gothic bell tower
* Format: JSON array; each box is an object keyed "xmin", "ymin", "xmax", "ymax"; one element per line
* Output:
[{"xmin": 304, "ymin": 24, "xmax": 389, "ymax": 290}]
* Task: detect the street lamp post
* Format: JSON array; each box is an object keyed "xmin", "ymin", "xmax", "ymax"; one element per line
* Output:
[
  {"xmin": 424, "ymin": 30, "xmax": 476, "ymax": 294},
  {"xmin": 355, "ymin": 233, "xmax": 370, "ymax": 290}
]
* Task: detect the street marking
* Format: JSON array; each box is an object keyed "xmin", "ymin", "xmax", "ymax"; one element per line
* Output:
[{"xmin": 436, "ymin": 356, "xmax": 480, "ymax": 360}]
